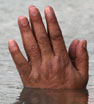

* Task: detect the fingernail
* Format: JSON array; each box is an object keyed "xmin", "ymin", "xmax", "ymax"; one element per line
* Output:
[
  {"xmin": 83, "ymin": 40, "xmax": 87, "ymax": 49},
  {"xmin": 45, "ymin": 6, "xmax": 52, "ymax": 16},
  {"xmin": 29, "ymin": 6, "xmax": 38, "ymax": 16},
  {"xmin": 19, "ymin": 16, "xmax": 28, "ymax": 27},
  {"xmin": 8, "ymin": 39, "xmax": 15, "ymax": 48}
]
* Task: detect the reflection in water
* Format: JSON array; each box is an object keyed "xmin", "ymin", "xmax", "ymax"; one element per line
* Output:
[{"xmin": 14, "ymin": 88, "xmax": 88, "ymax": 104}]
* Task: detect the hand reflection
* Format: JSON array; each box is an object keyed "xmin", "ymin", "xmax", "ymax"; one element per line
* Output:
[{"xmin": 14, "ymin": 88, "xmax": 88, "ymax": 104}]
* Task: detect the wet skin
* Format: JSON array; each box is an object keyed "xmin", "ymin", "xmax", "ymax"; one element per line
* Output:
[{"xmin": 8, "ymin": 5, "xmax": 89, "ymax": 89}]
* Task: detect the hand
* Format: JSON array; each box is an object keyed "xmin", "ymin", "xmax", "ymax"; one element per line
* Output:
[{"xmin": 8, "ymin": 5, "xmax": 89, "ymax": 89}]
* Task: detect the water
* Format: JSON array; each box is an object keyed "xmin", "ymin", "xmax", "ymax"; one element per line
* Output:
[
  {"xmin": 0, "ymin": 0, "xmax": 94, "ymax": 103},
  {"xmin": 14, "ymin": 88, "xmax": 89, "ymax": 104}
]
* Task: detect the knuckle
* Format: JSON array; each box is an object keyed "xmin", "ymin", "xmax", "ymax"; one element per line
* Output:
[
  {"xmin": 38, "ymin": 35, "xmax": 48, "ymax": 46},
  {"xmin": 27, "ymin": 44, "xmax": 39, "ymax": 57},
  {"xmin": 38, "ymin": 35, "xmax": 51, "ymax": 53},
  {"xmin": 50, "ymin": 31, "xmax": 63, "ymax": 41}
]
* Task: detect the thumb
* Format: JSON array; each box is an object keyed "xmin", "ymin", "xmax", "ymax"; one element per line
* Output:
[
  {"xmin": 75, "ymin": 40, "xmax": 89, "ymax": 79},
  {"xmin": 69, "ymin": 39, "xmax": 89, "ymax": 80}
]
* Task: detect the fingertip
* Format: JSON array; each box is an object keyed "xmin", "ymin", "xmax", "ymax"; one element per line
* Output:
[
  {"xmin": 28, "ymin": 5, "xmax": 36, "ymax": 14},
  {"xmin": 8, "ymin": 39, "xmax": 16, "ymax": 47},
  {"xmin": 18, "ymin": 16, "xmax": 24, "ymax": 23},
  {"xmin": 45, "ymin": 6, "xmax": 54, "ymax": 16},
  {"xmin": 75, "ymin": 40, "xmax": 88, "ymax": 79},
  {"xmin": 18, "ymin": 16, "xmax": 28, "ymax": 27},
  {"xmin": 76, "ymin": 40, "xmax": 88, "ymax": 60},
  {"xmin": 28, "ymin": 5, "xmax": 39, "ymax": 18},
  {"xmin": 45, "ymin": 6, "xmax": 52, "ymax": 11},
  {"xmin": 69, "ymin": 39, "xmax": 80, "ymax": 59},
  {"xmin": 8, "ymin": 39, "xmax": 18, "ymax": 52},
  {"xmin": 28, "ymin": 5, "xmax": 35, "ymax": 10},
  {"xmin": 72, "ymin": 39, "xmax": 79, "ymax": 43},
  {"xmin": 80, "ymin": 40, "xmax": 87, "ymax": 50},
  {"xmin": 70, "ymin": 39, "xmax": 80, "ymax": 48}
]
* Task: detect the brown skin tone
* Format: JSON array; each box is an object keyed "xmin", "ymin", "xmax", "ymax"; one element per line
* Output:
[{"xmin": 8, "ymin": 5, "xmax": 89, "ymax": 89}]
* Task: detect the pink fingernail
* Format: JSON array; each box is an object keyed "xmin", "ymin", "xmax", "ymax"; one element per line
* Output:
[
  {"xmin": 29, "ymin": 6, "xmax": 38, "ymax": 16},
  {"xmin": 8, "ymin": 39, "xmax": 15, "ymax": 48},
  {"xmin": 45, "ymin": 6, "xmax": 52, "ymax": 16},
  {"xmin": 19, "ymin": 16, "xmax": 28, "ymax": 27}
]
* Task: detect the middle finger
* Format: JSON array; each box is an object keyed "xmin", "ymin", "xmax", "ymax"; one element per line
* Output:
[{"xmin": 29, "ymin": 6, "xmax": 53, "ymax": 57}]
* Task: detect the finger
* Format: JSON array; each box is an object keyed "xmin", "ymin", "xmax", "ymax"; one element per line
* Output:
[
  {"xmin": 29, "ymin": 5, "xmax": 53, "ymax": 57},
  {"xmin": 8, "ymin": 39, "xmax": 31, "ymax": 85},
  {"xmin": 70, "ymin": 40, "xmax": 89, "ymax": 79},
  {"xmin": 18, "ymin": 16, "xmax": 41, "ymax": 63},
  {"xmin": 76, "ymin": 40, "xmax": 89, "ymax": 78},
  {"xmin": 45, "ymin": 6, "xmax": 67, "ymax": 56},
  {"xmin": 69, "ymin": 39, "xmax": 80, "ymax": 64}
]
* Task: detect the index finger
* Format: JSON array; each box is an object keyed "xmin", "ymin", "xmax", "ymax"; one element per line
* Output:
[{"xmin": 8, "ymin": 39, "xmax": 31, "ymax": 86}]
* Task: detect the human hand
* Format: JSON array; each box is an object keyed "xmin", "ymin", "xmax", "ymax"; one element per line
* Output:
[{"xmin": 8, "ymin": 5, "xmax": 89, "ymax": 89}]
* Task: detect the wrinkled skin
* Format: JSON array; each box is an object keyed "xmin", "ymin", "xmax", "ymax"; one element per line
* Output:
[{"xmin": 8, "ymin": 5, "xmax": 89, "ymax": 89}]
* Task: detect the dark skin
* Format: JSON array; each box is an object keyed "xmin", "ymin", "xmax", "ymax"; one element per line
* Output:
[{"xmin": 8, "ymin": 5, "xmax": 89, "ymax": 89}]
